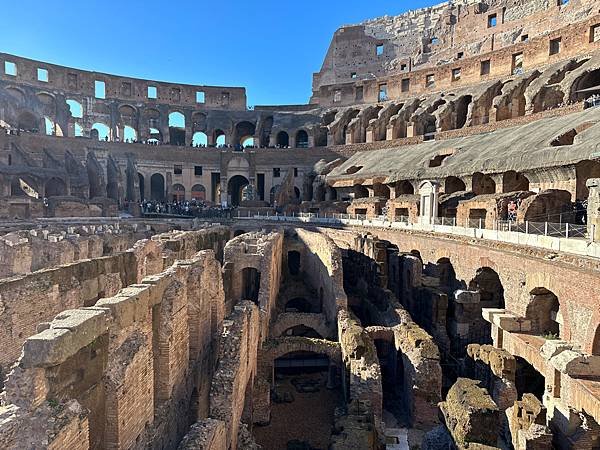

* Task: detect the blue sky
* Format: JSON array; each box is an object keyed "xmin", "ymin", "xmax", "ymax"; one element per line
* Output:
[{"xmin": 1, "ymin": 0, "xmax": 434, "ymax": 106}]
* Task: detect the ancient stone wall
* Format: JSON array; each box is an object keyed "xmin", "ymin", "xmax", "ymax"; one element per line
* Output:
[
  {"xmin": 0, "ymin": 248, "xmax": 225, "ymax": 450},
  {"xmin": 0, "ymin": 224, "xmax": 146, "ymax": 277},
  {"xmin": 0, "ymin": 226, "xmax": 230, "ymax": 383}
]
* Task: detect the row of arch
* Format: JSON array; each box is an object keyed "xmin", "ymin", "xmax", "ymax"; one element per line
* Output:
[{"xmin": 349, "ymin": 161, "xmax": 600, "ymax": 202}]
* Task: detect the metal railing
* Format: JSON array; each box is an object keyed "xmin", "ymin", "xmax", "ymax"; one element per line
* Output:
[{"xmin": 240, "ymin": 210, "xmax": 593, "ymax": 242}]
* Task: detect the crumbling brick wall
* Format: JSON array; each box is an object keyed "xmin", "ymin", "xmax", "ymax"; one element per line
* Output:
[{"xmin": 0, "ymin": 248, "xmax": 226, "ymax": 450}]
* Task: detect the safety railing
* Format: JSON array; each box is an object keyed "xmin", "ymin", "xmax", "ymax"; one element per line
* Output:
[{"xmin": 239, "ymin": 210, "xmax": 593, "ymax": 242}]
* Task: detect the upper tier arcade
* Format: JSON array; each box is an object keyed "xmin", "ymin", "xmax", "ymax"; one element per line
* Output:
[{"xmin": 311, "ymin": 0, "xmax": 600, "ymax": 106}]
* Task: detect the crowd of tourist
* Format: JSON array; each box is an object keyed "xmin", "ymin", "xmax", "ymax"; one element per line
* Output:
[{"xmin": 140, "ymin": 199, "xmax": 235, "ymax": 218}]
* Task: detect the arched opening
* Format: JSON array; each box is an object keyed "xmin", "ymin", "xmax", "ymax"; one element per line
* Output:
[
  {"xmin": 227, "ymin": 175, "xmax": 249, "ymax": 206},
  {"xmin": 502, "ymin": 171, "xmax": 530, "ymax": 193},
  {"xmin": 148, "ymin": 127, "xmax": 162, "ymax": 145},
  {"xmin": 571, "ymin": 68, "xmax": 600, "ymax": 102},
  {"xmin": 45, "ymin": 177, "xmax": 67, "ymax": 197},
  {"xmin": 17, "ymin": 111, "xmax": 39, "ymax": 132},
  {"xmin": 138, "ymin": 173, "xmax": 145, "ymax": 200},
  {"xmin": 281, "ymin": 325, "xmax": 323, "ymax": 338},
  {"xmin": 44, "ymin": 117, "xmax": 63, "ymax": 136},
  {"xmin": 92, "ymin": 122, "xmax": 111, "ymax": 141},
  {"xmin": 235, "ymin": 121, "xmax": 256, "ymax": 147},
  {"xmin": 214, "ymin": 129, "xmax": 226, "ymax": 146},
  {"xmin": 66, "ymin": 99, "xmax": 83, "ymax": 118},
  {"xmin": 192, "ymin": 131, "xmax": 208, "ymax": 147},
  {"xmin": 296, "ymin": 130, "xmax": 309, "ymax": 148},
  {"xmin": 276, "ymin": 131, "xmax": 289, "ymax": 148},
  {"xmin": 150, "ymin": 173, "xmax": 165, "ymax": 201},
  {"xmin": 288, "ymin": 251, "xmax": 301, "ymax": 276},
  {"xmin": 515, "ymin": 356, "xmax": 545, "ymax": 401},
  {"xmin": 373, "ymin": 183, "xmax": 391, "ymax": 199},
  {"xmin": 455, "ymin": 95, "xmax": 472, "ymax": 129},
  {"xmin": 285, "ymin": 297, "xmax": 313, "ymax": 313},
  {"xmin": 234, "ymin": 229, "xmax": 246, "ymax": 237},
  {"xmin": 353, "ymin": 184, "xmax": 369, "ymax": 199},
  {"xmin": 191, "ymin": 184, "xmax": 206, "ymax": 201},
  {"xmin": 10, "ymin": 177, "xmax": 39, "ymax": 198},
  {"xmin": 396, "ymin": 180, "xmax": 414, "ymax": 196},
  {"xmin": 123, "ymin": 125, "xmax": 137, "ymax": 142},
  {"xmin": 241, "ymin": 136, "xmax": 254, "ymax": 148},
  {"xmin": 294, "ymin": 186, "xmax": 301, "ymax": 199},
  {"xmin": 73, "ymin": 123, "xmax": 83, "ymax": 137},
  {"xmin": 468, "ymin": 267, "xmax": 505, "ymax": 308},
  {"xmin": 171, "ymin": 184, "xmax": 185, "ymax": 202},
  {"xmin": 168, "ymin": 111, "xmax": 186, "ymax": 145},
  {"xmin": 445, "ymin": 176, "xmax": 466, "ymax": 194},
  {"xmin": 576, "ymin": 160, "xmax": 600, "ymax": 200},
  {"xmin": 472, "ymin": 172, "xmax": 496, "ymax": 195},
  {"xmin": 241, "ymin": 267, "xmax": 260, "ymax": 304},
  {"xmin": 526, "ymin": 287, "xmax": 560, "ymax": 337}
]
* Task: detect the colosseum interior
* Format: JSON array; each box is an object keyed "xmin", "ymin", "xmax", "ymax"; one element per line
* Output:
[{"xmin": 1, "ymin": 0, "xmax": 600, "ymax": 449}]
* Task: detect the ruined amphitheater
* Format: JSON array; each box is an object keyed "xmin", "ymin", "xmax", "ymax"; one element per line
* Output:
[{"xmin": 1, "ymin": 0, "xmax": 600, "ymax": 448}]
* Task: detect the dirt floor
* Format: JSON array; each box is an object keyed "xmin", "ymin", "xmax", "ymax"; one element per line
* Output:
[{"xmin": 252, "ymin": 371, "xmax": 343, "ymax": 450}]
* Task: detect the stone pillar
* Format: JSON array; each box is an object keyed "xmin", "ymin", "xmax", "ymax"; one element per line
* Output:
[
  {"xmin": 327, "ymin": 133, "xmax": 334, "ymax": 146},
  {"xmin": 366, "ymin": 128, "xmax": 374, "ymax": 143},
  {"xmin": 418, "ymin": 180, "xmax": 440, "ymax": 225},
  {"xmin": 586, "ymin": 178, "xmax": 600, "ymax": 242},
  {"xmin": 386, "ymin": 125, "xmax": 394, "ymax": 141},
  {"xmin": 308, "ymin": 134, "xmax": 315, "ymax": 148},
  {"xmin": 406, "ymin": 122, "xmax": 416, "ymax": 138}
]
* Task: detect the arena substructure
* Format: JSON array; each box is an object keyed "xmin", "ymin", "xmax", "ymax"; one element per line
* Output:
[{"xmin": 1, "ymin": 0, "xmax": 600, "ymax": 448}]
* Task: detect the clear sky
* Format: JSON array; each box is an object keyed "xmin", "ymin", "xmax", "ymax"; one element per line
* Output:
[{"xmin": 1, "ymin": 0, "xmax": 434, "ymax": 106}]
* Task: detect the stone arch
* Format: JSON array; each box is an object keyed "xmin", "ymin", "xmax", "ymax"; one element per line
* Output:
[
  {"xmin": 353, "ymin": 184, "xmax": 369, "ymax": 199},
  {"xmin": 281, "ymin": 325, "xmax": 323, "ymax": 339},
  {"xmin": 10, "ymin": 176, "xmax": 39, "ymax": 198},
  {"xmin": 570, "ymin": 68, "xmax": 600, "ymax": 103},
  {"xmin": 576, "ymin": 159, "xmax": 600, "ymax": 200},
  {"xmin": 395, "ymin": 180, "xmax": 414, "ymax": 195},
  {"xmin": 191, "ymin": 184, "xmax": 206, "ymax": 201},
  {"xmin": 87, "ymin": 153, "xmax": 104, "ymax": 198},
  {"xmin": 272, "ymin": 313, "xmax": 331, "ymax": 340},
  {"xmin": 228, "ymin": 174, "xmax": 249, "ymax": 206},
  {"xmin": 296, "ymin": 129, "xmax": 309, "ymax": 148},
  {"xmin": 168, "ymin": 111, "xmax": 186, "ymax": 145},
  {"xmin": 445, "ymin": 176, "xmax": 466, "ymax": 194},
  {"xmin": 150, "ymin": 173, "xmax": 165, "ymax": 201},
  {"xmin": 373, "ymin": 183, "xmax": 390, "ymax": 199},
  {"xmin": 17, "ymin": 110, "xmax": 40, "ymax": 132},
  {"xmin": 526, "ymin": 287, "xmax": 560, "ymax": 337},
  {"xmin": 45, "ymin": 177, "xmax": 67, "ymax": 197},
  {"xmin": 469, "ymin": 267, "xmax": 505, "ymax": 308},
  {"xmin": 234, "ymin": 121, "xmax": 256, "ymax": 146},
  {"xmin": 268, "ymin": 337, "xmax": 342, "ymax": 366},
  {"xmin": 276, "ymin": 131, "xmax": 289, "ymax": 147},
  {"xmin": 502, "ymin": 171, "xmax": 530, "ymax": 193},
  {"xmin": 472, "ymin": 172, "xmax": 496, "ymax": 195}
]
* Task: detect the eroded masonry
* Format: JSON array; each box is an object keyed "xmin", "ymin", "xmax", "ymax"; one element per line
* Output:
[{"xmin": 1, "ymin": 0, "xmax": 600, "ymax": 448}]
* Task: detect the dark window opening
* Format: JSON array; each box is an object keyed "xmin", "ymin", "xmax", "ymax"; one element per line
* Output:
[
  {"xmin": 174, "ymin": 165, "xmax": 183, "ymax": 175},
  {"xmin": 549, "ymin": 38, "xmax": 561, "ymax": 55},
  {"xmin": 481, "ymin": 60, "xmax": 491, "ymax": 76},
  {"xmin": 288, "ymin": 251, "xmax": 301, "ymax": 276},
  {"xmin": 194, "ymin": 166, "xmax": 203, "ymax": 176},
  {"xmin": 241, "ymin": 267, "xmax": 261, "ymax": 305},
  {"xmin": 273, "ymin": 168, "xmax": 281, "ymax": 178},
  {"xmin": 401, "ymin": 78, "xmax": 410, "ymax": 92}
]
